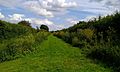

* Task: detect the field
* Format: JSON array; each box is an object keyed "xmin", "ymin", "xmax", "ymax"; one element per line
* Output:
[{"xmin": 0, "ymin": 35, "xmax": 113, "ymax": 72}]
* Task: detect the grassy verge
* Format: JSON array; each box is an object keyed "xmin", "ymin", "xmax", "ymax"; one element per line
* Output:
[{"xmin": 0, "ymin": 35, "xmax": 113, "ymax": 72}]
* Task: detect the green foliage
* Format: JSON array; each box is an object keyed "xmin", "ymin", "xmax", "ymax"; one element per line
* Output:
[
  {"xmin": 0, "ymin": 20, "xmax": 50, "ymax": 62},
  {"xmin": 0, "ymin": 32, "xmax": 49, "ymax": 62},
  {"xmin": 40, "ymin": 24, "xmax": 49, "ymax": 31},
  {"xmin": 0, "ymin": 20, "xmax": 35, "ymax": 41},
  {"xmin": 72, "ymin": 37, "xmax": 80, "ymax": 46},
  {"xmin": 80, "ymin": 29, "xmax": 95, "ymax": 40},
  {"xmin": 18, "ymin": 20, "xmax": 31, "ymax": 27},
  {"xmin": 0, "ymin": 35, "xmax": 113, "ymax": 72},
  {"xmin": 53, "ymin": 12, "xmax": 120, "ymax": 71}
]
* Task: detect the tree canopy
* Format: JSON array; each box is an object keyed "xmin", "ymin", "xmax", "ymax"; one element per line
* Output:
[
  {"xmin": 18, "ymin": 21, "xmax": 31, "ymax": 27},
  {"xmin": 40, "ymin": 24, "xmax": 49, "ymax": 31}
]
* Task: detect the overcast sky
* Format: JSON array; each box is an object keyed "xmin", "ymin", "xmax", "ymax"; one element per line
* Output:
[{"xmin": 0, "ymin": 0, "xmax": 120, "ymax": 31}]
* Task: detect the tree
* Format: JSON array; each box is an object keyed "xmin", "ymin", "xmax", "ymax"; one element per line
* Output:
[
  {"xmin": 36, "ymin": 26, "xmax": 40, "ymax": 32},
  {"xmin": 40, "ymin": 25, "xmax": 49, "ymax": 31},
  {"xmin": 18, "ymin": 21, "xmax": 31, "ymax": 27}
]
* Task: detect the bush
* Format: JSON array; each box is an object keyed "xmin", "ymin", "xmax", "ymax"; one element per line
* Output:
[
  {"xmin": 18, "ymin": 20, "xmax": 31, "ymax": 27},
  {"xmin": 35, "ymin": 31, "xmax": 50, "ymax": 43},
  {"xmin": 0, "ymin": 20, "xmax": 50, "ymax": 62},
  {"xmin": 40, "ymin": 25, "xmax": 49, "ymax": 31},
  {"xmin": 80, "ymin": 29, "xmax": 95, "ymax": 40},
  {"xmin": 0, "ymin": 32, "xmax": 49, "ymax": 62},
  {"xmin": 0, "ymin": 20, "xmax": 35, "ymax": 41},
  {"xmin": 53, "ymin": 12, "xmax": 120, "ymax": 71},
  {"xmin": 72, "ymin": 37, "xmax": 79, "ymax": 46},
  {"xmin": 88, "ymin": 43, "xmax": 120, "ymax": 71}
]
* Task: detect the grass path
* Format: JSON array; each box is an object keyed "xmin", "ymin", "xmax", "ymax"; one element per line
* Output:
[{"xmin": 0, "ymin": 35, "xmax": 113, "ymax": 72}]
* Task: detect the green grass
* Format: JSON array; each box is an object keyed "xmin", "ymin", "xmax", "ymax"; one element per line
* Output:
[{"xmin": 0, "ymin": 35, "xmax": 113, "ymax": 72}]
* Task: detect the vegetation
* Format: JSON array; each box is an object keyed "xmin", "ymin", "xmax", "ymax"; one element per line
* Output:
[
  {"xmin": 0, "ymin": 35, "xmax": 113, "ymax": 72},
  {"xmin": 18, "ymin": 21, "xmax": 31, "ymax": 27},
  {"xmin": 40, "ymin": 24, "xmax": 49, "ymax": 31},
  {"xmin": 0, "ymin": 20, "xmax": 49, "ymax": 62},
  {"xmin": 0, "ymin": 20, "xmax": 36, "ymax": 41},
  {"xmin": 0, "ymin": 12, "xmax": 120, "ymax": 72},
  {"xmin": 53, "ymin": 12, "xmax": 120, "ymax": 72}
]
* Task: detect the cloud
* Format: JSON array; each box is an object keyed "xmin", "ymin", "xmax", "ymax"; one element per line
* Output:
[
  {"xmin": 23, "ymin": 1, "xmax": 54, "ymax": 17},
  {"xmin": 8, "ymin": 13, "xmax": 53, "ymax": 26},
  {"xmin": 5, "ymin": 13, "xmax": 61, "ymax": 30},
  {"xmin": 90, "ymin": 0, "xmax": 120, "ymax": 5},
  {"xmin": 23, "ymin": 0, "xmax": 77, "ymax": 17},
  {"xmin": 30, "ymin": 18, "xmax": 53, "ymax": 25},
  {"xmin": 38, "ymin": 0, "xmax": 77, "ymax": 9},
  {"xmin": 82, "ymin": 8, "xmax": 114, "ymax": 15},
  {"xmin": 51, "ymin": 0, "xmax": 77, "ymax": 8},
  {"xmin": 0, "ymin": 12, "xmax": 5, "ymax": 19},
  {"xmin": 80, "ymin": 14, "xmax": 112, "ymax": 21},
  {"xmin": 0, "ymin": 0, "xmax": 23, "ymax": 8},
  {"xmin": 71, "ymin": 0, "xmax": 119, "ymax": 17},
  {"xmin": 0, "ymin": 0, "xmax": 77, "ymax": 18},
  {"xmin": 29, "ymin": 18, "xmax": 64, "ymax": 31},
  {"xmin": 66, "ymin": 18, "xmax": 79, "ymax": 25},
  {"xmin": 0, "ymin": 0, "xmax": 119, "ymax": 31},
  {"xmin": 80, "ymin": 15, "xmax": 97, "ymax": 21},
  {"xmin": 48, "ymin": 24, "xmax": 64, "ymax": 31},
  {"xmin": 90, "ymin": 0, "xmax": 120, "ymax": 10},
  {"xmin": 8, "ymin": 14, "xmax": 25, "ymax": 21}
]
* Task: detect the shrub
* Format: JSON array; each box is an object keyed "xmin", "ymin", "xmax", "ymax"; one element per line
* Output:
[
  {"xmin": 40, "ymin": 25, "xmax": 49, "ymax": 31},
  {"xmin": 53, "ymin": 12, "xmax": 120, "ymax": 71},
  {"xmin": 0, "ymin": 32, "xmax": 49, "ymax": 62},
  {"xmin": 87, "ymin": 43, "xmax": 120, "ymax": 71},
  {"xmin": 35, "ymin": 31, "xmax": 49, "ymax": 43},
  {"xmin": 80, "ymin": 29, "xmax": 95, "ymax": 40},
  {"xmin": 18, "ymin": 20, "xmax": 31, "ymax": 27},
  {"xmin": 0, "ymin": 20, "xmax": 34, "ymax": 41},
  {"xmin": 72, "ymin": 37, "xmax": 79, "ymax": 46}
]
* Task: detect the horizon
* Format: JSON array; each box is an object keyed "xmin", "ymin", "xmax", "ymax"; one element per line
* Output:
[{"xmin": 0, "ymin": 0, "xmax": 119, "ymax": 31}]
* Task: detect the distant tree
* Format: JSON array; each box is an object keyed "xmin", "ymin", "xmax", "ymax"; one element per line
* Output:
[
  {"xmin": 36, "ymin": 26, "xmax": 40, "ymax": 32},
  {"xmin": 18, "ymin": 21, "xmax": 31, "ymax": 27},
  {"xmin": 40, "ymin": 24, "xmax": 49, "ymax": 31}
]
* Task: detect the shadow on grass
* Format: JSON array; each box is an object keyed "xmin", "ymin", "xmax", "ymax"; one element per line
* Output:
[{"xmin": 87, "ymin": 50, "xmax": 120, "ymax": 72}]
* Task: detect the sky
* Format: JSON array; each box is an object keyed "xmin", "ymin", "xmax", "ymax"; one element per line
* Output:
[{"xmin": 0, "ymin": 0, "xmax": 120, "ymax": 31}]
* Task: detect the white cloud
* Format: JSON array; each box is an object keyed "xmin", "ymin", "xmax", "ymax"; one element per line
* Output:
[
  {"xmin": 23, "ymin": 0, "xmax": 77, "ymax": 17},
  {"xmin": 8, "ymin": 14, "xmax": 25, "ymax": 21},
  {"xmin": 82, "ymin": 8, "xmax": 114, "ymax": 15},
  {"xmin": 81, "ymin": 15, "xmax": 97, "ymax": 21},
  {"xmin": 5, "ymin": 13, "xmax": 59, "ymax": 30},
  {"xmin": 38, "ymin": 0, "xmax": 77, "ymax": 8},
  {"xmin": 1, "ymin": 0, "xmax": 120, "ymax": 31},
  {"xmin": 24, "ymin": 18, "xmax": 32, "ymax": 22},
  {"xmin": 23, "ymin": 1, "xmax": 54, "ymax": 17},
  {"xmin": 90, "ymin": 0, "xmax": 120, "ymax": 10},
  {"xmin": 8, "ymin": 13, "xmax": 53, "ymax": 26},
  {"xmin": 51, "ymin": 0, "xmax": 77, "ymax": 8},
  {"xmin": 0, "ymin": 0, "xmax": 23, "ymax": 8},
  {"xmin": 0, "ymin": 0, "xmax": 77, "ymax": 18},
  {"xmin": 90, "ymin": 0, "xmax": 120, "ymax": 5},
  {"xmin": 29, "ymin": 18, "xmax": 64, "ymax": 31},
  {"xmin": 48, "ymin": 24, "xmax": 64, "ymax": 31},
  {"xmin": 67, "ymin": 18, "xmax": 79, "ymax": 25},
  {"xmin": 0, "ymin": 12, "xmax": 5, "ymax": 19},
  {"xmin": 80, "ymin": 14, "xmax": 111, "ymax": 21},
  {"xmin": 70, "ymin": 20, "xmax": 79, "ymax": 24},
  {"xmin": 30, "ymin": 18, "xmax": 53, "ymax": 25}
]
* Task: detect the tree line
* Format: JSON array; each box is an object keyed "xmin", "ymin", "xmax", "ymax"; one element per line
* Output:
[
  {"xmin": 0, "ymin": 20, "xmax": 50, "ymax": 62},
  {"xmin": 53, "ymin": 12, "xmax": 120, "ymax": 72}
]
